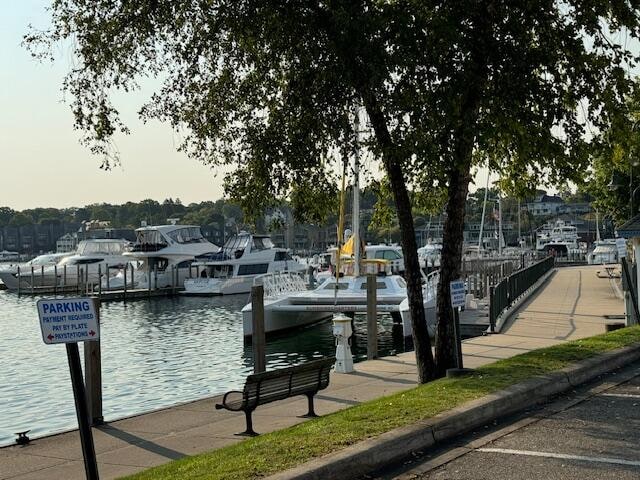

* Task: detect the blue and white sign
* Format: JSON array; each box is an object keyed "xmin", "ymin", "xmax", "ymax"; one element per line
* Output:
[
  {"xmin": 616, "ymin": 237, "xmax": 627, "ymax": 259},
  {"xmin": 450, "ymin": 280, "xmax": 466, "ymax": 308},
  {"xmin": 37, "ymin": 298, "xmax": 99, "ymax": 345}
]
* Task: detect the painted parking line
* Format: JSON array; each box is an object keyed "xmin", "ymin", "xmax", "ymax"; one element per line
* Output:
[
  {"xmin": 477, "ymin": 448, "xmax": 640, "ymax": 467},
  {"xmin": 600, "ymin": 393, "xmax": 640, "ymax": 399}
]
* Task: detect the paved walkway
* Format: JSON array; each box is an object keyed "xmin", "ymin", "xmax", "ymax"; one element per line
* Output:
[{"xmin": 0, "ymin": 266, "xmax": 624, "ymax": 480}]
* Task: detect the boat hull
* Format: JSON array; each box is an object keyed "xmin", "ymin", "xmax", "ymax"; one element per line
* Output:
[
  {"xmin": 182, "ymin": 277, "xmax": 252, "ymax": 296},
  {"xmin": 242, "ymin": 301, "xmax": 332, "ymax": 336}
]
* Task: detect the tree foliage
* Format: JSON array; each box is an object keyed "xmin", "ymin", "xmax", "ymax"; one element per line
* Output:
[{"xmin": 26, "ymin": 1, "xmax": 640, "ymax": 380}]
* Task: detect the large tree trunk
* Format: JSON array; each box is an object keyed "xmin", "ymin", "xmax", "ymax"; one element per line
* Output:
[
  {"xmin": 433, "ymin": 5, "xmax": 493, "ymax": 377},
  {"xmin": 363, "ymin": 95, "xmax": 436, "ymax": 383},
  {"xmin": 434, "ymin": 161, "xmax": 473, "ymax": 376}
]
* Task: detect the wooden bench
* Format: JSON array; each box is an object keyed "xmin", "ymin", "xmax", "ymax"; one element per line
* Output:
[{"xmin": 215, "ymin": 356, "xmax": 335, "ymax": 436}]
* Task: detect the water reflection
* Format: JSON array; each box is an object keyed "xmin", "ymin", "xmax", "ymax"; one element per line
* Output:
[{"xmin": 0, "ymin": 291, "xmax": 412, "ymax": 445}]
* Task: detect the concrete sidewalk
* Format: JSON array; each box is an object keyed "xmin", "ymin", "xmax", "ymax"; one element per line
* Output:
[{"xmin": 0, "ymin": 266, "xmax": 624, "ymax": 480}]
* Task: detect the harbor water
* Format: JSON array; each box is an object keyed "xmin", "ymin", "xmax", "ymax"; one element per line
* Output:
[{"xmin": 0, "ymin": 290, "xmax": 413, "ymax": 446}]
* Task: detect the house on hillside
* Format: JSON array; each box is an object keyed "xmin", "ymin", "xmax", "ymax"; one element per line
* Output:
[{"xmin": 526, "ymin": 192, "xmax": 565, "ymax": 217}]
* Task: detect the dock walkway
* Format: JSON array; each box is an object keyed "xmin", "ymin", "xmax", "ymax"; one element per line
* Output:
[{"xmin": 0, "ymin": 265, "xmax": 624, "ymax": 480}]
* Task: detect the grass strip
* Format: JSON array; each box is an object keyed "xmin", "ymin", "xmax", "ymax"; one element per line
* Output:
[{"xmin": 122, "ymin": 326, "xmax": 640, "ymax": 480}]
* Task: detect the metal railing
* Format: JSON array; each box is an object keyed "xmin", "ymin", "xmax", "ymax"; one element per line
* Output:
[{"xmin": 489, "ymin": 256, "xmax": 554, "ymax": 332}]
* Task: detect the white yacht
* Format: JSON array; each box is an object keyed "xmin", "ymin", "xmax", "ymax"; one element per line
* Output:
[
  {"xmin": 418, "ymin": 243, "xmax": 442, "ymax": 268},
  {"xmin": 316, "ymin": 243, "xmax": 406, "ymax": 282},
  {"xmin": 587, "ymin": 239, "xmax": 618, "ymax": 265},
  {"xmin": 182, "ymin": 232, "xmax": 306, "ymax": 295},
  {"xmin": 0, "ymin": 252, "xmax": 72, "ymax": 289},
  {"xmin": 536, "ymin": 220, "xmax": 579, "ymax": 251},
  {"xmin": 0, "ymin": 250, "xmax": 20, "ymax": 262},
  {"xmin": 241, "ymin": 261, "xmax": 438, "ymax": 337},
  {"xmin": 105, "ymin": 225, "xmax": 219, "ymax": 289},
  {"xmin": 6, "ymin": 240, "xmax": 129, "ymax": 290}
]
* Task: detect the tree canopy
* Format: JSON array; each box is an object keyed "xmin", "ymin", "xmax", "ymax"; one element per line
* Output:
[{"xmin": 27, "ymin": 0, "xmax": 640, "ymax": 380}]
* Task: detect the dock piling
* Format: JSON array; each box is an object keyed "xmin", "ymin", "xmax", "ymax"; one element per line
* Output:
[
  {"xmin": 84, "ymin": 298, "xmax": 103, "ymax": 426},
  {"xmin": 251, "ymin": 285, "xmax": 266, "ymax": 374},
  {"xmin": 366, "ymin": 274, "xmax": 378, "ymax": 359}
]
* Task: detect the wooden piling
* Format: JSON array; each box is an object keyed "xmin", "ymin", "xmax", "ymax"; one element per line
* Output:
[
  {"xmin": 251, "ymin": 285, "xmax": 266, "ymax": 374},
  {"xmin": 367, "ymin": 274, "xmax": 378, "ymax": 360},
  {"xmin": 153, "ymin": 265, "xmax": 158, "ymax": 291},
  {"xmin": 97, "ymin": 264, "xmax": 102, "ymax": 298},
  {"xmin": 123, "ymin": 265, "xmax": 128, "ymax": 301},
  {"xmin": 84, "ymin": 297, "xmax": 103, "ymax": 425}
]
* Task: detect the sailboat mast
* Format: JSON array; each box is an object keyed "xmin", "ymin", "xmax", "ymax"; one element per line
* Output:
[
  {"xmin": 353, "ymin": 108, "xmax": 361, "ymax": 277},
  {"xmin": 478, "ymin": 172, "xmax": 490, "ymax": 251},
  {"xmin": 498, "ymin": 195, "xmax": 503, "ymax": 256}
]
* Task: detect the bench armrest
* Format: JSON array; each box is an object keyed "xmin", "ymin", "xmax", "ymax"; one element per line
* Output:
[{"xmin": 215, "ymin": 390, "xmax": 245, "ymax": 411}]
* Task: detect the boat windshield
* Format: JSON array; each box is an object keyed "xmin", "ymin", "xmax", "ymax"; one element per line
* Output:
[
  {"xmin": 166, "ymin": 227, "xmax": 206, "ymax": 244},
  {"xmin": 251, "ymin": 236, "xmax": 274, "ymax": 251},
  {"xmin": 132, "ymin": 230, "xmax": 168, "ymax": 252},
  {"xmin": 222, "ymin": 235, "xmax": 250, "ymax": 258},
  {"xmin": 77, "ymin": 241, "xmax": 125, "ymax": 255}
]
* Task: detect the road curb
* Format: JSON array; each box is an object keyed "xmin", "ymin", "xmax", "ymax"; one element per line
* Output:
[{"xmin": 267, "ymin": 342, "xmax": 640, "ymax": 480}]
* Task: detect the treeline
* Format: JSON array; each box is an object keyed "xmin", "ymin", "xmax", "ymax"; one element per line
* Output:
[
  {"xmin": 0, "ymin": 199, "xmax": 245, "ymax": 229},
  {"xmin": 0, "ymin": 189, "xmax": 383, "ymax": 230}
]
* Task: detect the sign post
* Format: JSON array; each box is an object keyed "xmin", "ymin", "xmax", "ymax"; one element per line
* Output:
[
  {"xmin": 450, "ymin": 280, "xmax": 466, "ymax": 369},
  {"xmin": 37, "ymin": 298, "xmax": 100, "ymax": 480}
]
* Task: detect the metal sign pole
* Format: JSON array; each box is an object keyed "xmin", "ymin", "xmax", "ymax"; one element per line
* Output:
[
  {"xmin": 453, "ymin": 307, "xmax": 463, "ymax": 369},
  {"xmin": 37, "ymin": 297, "xmax": 101, "ymax": 480},
  {"xmin": 66, "ymin": 342, "xmax": 99, "ymax": 480}
]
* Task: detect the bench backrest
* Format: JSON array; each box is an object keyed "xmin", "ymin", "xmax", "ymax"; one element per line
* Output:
[{"xmin": 243, "ymin": 357, "xmax": 335, "ymax": 409}]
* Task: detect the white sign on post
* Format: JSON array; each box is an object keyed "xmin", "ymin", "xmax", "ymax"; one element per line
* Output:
[
  {"xmin": 450, "ymin": 280, "xmax": 466, "ymax": 308},
  {"xmin": 37, "ymin": 298, "xmax": 99, "ymax": 345},
  {"xmin": 616, "ymin": 237, "xmax": 627, "ymax": 259}
]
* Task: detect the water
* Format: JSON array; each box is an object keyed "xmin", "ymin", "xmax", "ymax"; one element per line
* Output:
[{"xmin": 0, "ymin": 290, "xmax": 412, "ymax": 446}]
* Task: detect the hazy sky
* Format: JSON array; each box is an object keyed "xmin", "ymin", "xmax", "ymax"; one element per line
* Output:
[
  {"xmin": 1, "ymin": 1, "xmax": 228, "ymax": 211},
  {"xmin": 1, "ymin": 2, "xmax": 505, "ymax": 212}
]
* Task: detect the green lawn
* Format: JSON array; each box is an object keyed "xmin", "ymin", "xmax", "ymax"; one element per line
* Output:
[{"xmin": 122, "ymin": 326, "xmax": 640, "ymax": 480}]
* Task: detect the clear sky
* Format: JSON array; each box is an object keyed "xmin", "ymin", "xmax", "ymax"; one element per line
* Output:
[
  {"xmin": 1, "ymin": 1, "xmax": 227, "ymax": 211},
  {"xmin": 1, "ymin": 2, "xmax": 514, "ymax": 212}
]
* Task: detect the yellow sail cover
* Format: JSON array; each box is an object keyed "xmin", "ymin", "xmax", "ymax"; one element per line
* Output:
[{"xmin": 340, "ymin": 235, "xmax": 355, "ymax": 256}]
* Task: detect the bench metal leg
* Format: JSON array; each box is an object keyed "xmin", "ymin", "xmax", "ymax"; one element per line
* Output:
[
  {"xmin": 236, "ymin": 410, "xmax": 259, "ymax": 437},
  {"xmin": 299, "ymin": 392, "xmax": 319, "ymax": 418}
]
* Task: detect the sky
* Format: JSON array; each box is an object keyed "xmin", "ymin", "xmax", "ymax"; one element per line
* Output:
[{"xmin": 1, "ymin": 1, "xmax": 507, "ymax": 212}]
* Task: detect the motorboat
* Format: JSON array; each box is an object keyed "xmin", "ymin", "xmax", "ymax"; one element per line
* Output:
[
  {"xmin": 6, "ymin": 240, "xmax": 129, "ymax": 290},
  {"xmin": 181, "ymin": 232, "xmax": 306, "ymax": 295},
  {"xmin": 363, "ymin": 244, "xmax": 405, "ymax": 274},
  {"xmin": 316, "ymin": 243, "xmax": 406, "ymax": 282},
  {"xmin": 536, "ymin": 220, "xmax": 579, "ymax": 251},
  {"xmin": 0, "ymin": 252, "xmax": 72, "ymax": 290},
  {"xmin": 104, "ymin": 225, "xmax": 219, "ymax": 290},
  {"xmin": 241, "ymin": 261, "xmax": 438, "ymax": 337},
  {"xmin": 0, "ymin": 250, "xmax": 19, "ymax": 262},
  {"xmin": 587, "ymin": 239, "xmax": 618, "ymax": 265},
  {"xmin": 418, "ymin": 243, "xmax": 442, "ymax": 268}
]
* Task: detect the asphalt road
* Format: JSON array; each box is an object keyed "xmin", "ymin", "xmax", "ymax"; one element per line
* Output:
[{"xmin": 368, "ymin": 361, "xmax": 640, "ymax": 480}]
